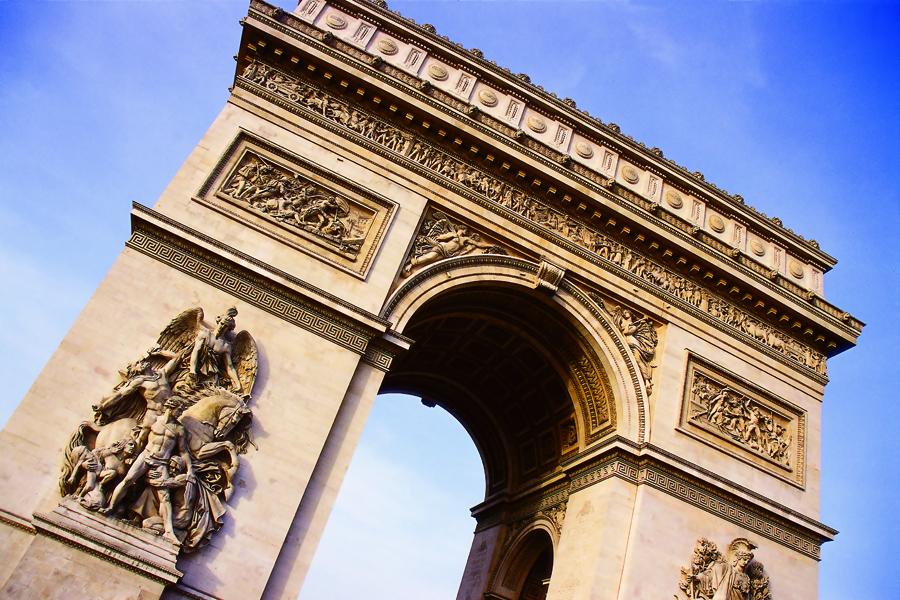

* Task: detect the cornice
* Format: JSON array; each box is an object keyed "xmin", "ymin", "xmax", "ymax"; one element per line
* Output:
[
  {"xmin": 568, "ymin": 449, "xmax": 830, "ymax": 560},
  {"xmin": 280, "ymin": 0, "xmax": 834, "ymax": 270},
  {"xmin": 237, "ymin": 3, "xmax": 862, "ymax": 357},
  {"xmin": 128, "ymin": 204, "xmax": 403, "ymax": 359},
  {"xmin": 227, "ymin": 59, "xmax": 838, "ymax": 380},
  {"xmin": 469, "ymin": 438, "xmax": 833, "ymax": 560}
]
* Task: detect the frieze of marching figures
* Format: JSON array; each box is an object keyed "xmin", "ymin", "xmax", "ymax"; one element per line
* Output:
[
  {"xmin": 220, "ymin": 150, "xmax": 376, "ymax": 260},
  {"xmin": 680, "ymin": 357, "xmax": 805, "ymax": 485},
  {"xmin": 238, "ymin": 59, "xmax": 825, "ymax": 377}
]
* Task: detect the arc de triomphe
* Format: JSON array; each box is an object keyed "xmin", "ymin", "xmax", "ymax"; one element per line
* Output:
[{"xmin": 0, "ymin": 2, "xmax": 861, "ymax": 599}]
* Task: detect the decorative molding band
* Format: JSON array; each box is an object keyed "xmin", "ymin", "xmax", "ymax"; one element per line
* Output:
[
  {"xmin": 132, "ymin": 203, "xmax": 389, "ymax": 329},
  {"xmin": 33, "ymin": 504, "xmax": 183, "ymax": 585},
  {"xmin": 0, "ymin": 508, "xmax": 36, "ymax": 535},
  {"xmin": 382, "ymin": 252, "xmax": 538, "ymax": 318},
  {"xmin": 232, "ymin": 60, "xmax": 829, "ymax": 382},
  {"xmin": 128, "ymin": 213, "xmax": 383, "ymax": 356},
  {"xmin": 244, "ymin": 0, "xmax": 864, "ymax": 342},
  {"xmin": 569, "ymin": 452, "xmax": 826, "ymax": 560},
  {"xmin": 565, "ymin": 282, "xmax": 647, "ymax": 443},
  {"xmin": 257, "ymin": 0, "xmax": 835, "ymax": 272},
  {"xmin": 383, "ymin": 253, "xmax": 623, "ymax": 442},
  {"xmin": 361, "ymin": 336, "xmax": 404, "ymax": 371}
]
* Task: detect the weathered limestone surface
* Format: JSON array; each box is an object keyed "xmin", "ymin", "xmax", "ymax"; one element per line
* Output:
[
  {"xmin": 0, "ymin": 1, "xmax": 859, "ymax": 599},
  {"xmin": 547, "ymin": 478, "xmax": 637, "ymax": 599},
  {"xmin": 2, "ymin": 534, "xmax": 165, "ymax": 600}
]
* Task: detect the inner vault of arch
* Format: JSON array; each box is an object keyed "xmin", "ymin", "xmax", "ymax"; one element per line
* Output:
[{"xmin": 380, "ymin": 284, "xmax": 617, "ymax": 499}]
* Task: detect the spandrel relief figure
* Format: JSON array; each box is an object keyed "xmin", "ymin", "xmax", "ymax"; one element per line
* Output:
[
  {"xmin": 588, "ymin": 293, "xmax": 659, "ymax": 396},
  {"xmin": 402, "ymin": 210, "xmax": 506, "ymax": 277},
  {"xmin": 222, "ymin": 154, "xmax": 372, "ymax": 257},
  {"xmin": 678, "ymin": 537, "xmax": 771, "ymax": 600},
  {"xmin": 58, "ymin": 307, "xmax": 258, "ymax": 553},
  {"xmin": 612, "ymin": 306, "xmax": 658, "ymax": 395}
]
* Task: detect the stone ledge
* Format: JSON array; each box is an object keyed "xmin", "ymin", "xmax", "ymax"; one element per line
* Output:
[{"xmin": 33, "ymin": 498, "xmax": 183, "ymax": 585}]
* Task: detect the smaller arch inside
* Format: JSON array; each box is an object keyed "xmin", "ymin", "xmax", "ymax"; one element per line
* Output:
[{"xmin": 494, "ymin": 528, "xmax": 555, "ymax": 600}]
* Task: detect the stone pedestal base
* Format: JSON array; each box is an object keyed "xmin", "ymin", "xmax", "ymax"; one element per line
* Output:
[{"xmin": 32, "ymin": 498, "xmax": 182, "ymax": 584}]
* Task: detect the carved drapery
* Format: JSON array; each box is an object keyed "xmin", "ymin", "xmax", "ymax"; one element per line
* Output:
[
  {"xmin": 221, "ymin": 151, "xmax": 375, "ymax": 259},
  {"xmin": 588, "ymin": 292, "xmax": 659, "ymax": 396},
  {"xmin": 236, "ymin": 59, "xmax": 826, "ymax": 378},
  {"xmin": 57, "ymin": 307, "xmax": 259, "ymax": 554},
  {"xmin": 402, "ymin": 209, "xmax": 508, "ymax": 277},
  {"xmin": 678, "ymin": 537, "xmax": 772, "ymax": 600},
  {"xmin": 196, "ymin": 134, "xmax": 396, "ymax": 278}
]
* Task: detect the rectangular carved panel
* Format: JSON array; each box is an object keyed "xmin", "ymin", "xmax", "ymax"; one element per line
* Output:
[
  {"xmin": 679, "ymin": 355, "xmax": 806, "ymax": 487},
  {"xmin": 197, "ymin": 133, "xmax": 396, "ymax": 278}
]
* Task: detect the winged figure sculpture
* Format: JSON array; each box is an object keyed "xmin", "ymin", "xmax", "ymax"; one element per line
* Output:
[{"xmin": 59, "ymin": 306, "xmax": 259, "ymax": 552}]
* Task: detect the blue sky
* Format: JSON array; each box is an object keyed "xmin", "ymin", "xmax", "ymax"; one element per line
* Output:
[{"xmin": 0, "ymin": 1, "xmax": 897, "ymax": 598}]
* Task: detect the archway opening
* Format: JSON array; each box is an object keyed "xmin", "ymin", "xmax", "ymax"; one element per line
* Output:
[
  {"xmin": 301, "ymin": 392, "xmax": 484, "ymax": 599},
  {"xmin": 307, "ymin": 283, "xmax": 610, "ymax": 597},
  {"xmin": 497, "ymin": 529, "xmax": 555, "ymax": 600},
  {"xmin": 383, "ymin": 284, "xmax": 598, "ymax": 498}
]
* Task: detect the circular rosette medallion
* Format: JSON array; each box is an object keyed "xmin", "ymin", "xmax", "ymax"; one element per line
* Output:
[
  {"xmin": 574, "ymin": 141, "xmax": 594, "ymax": 159},
  {"xmin": 665, "ymin": 189, "xmax": 684, "ymax": 209},
  {"xmin": 477, "ymin": 88, "xmax": 499, "ymax": 107},
  {"xmin": 526, "ymin": 115, "xmax": 547, "ymax": 133},
  {"xmin": 621, "ymin": 164, "xmax": 640, "ymax": 184},
  {"xmin": 427, "ymin": 63, "xmax": 450, "ymax": 81},
  {"xmin": 376, "ymin": 38, "xmax": 399, "ymax": 55},
  {"xmin": 708, "ymin": 214, "xmax": 726, "ymax": 233},
  {"xmin": 324, "ymin": 13, "xmax": 348, "ymax": 30}
]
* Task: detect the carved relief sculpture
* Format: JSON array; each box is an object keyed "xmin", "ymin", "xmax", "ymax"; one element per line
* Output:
[
  {"xmin": 678, "ymin": 537, "xmax": 772, "ymax": 600},
  {"xmin": 611, "ymin": 305, "xmax": 658, "ymax": 395},
  {"xmin": 402, "ymin": 209, "xmax": 506, "ymax": 276},
  {"xmin": 59, "ymin": 307, "xmax": 258, "ymax": 553},
  {"xmin": 680, "ymin": 356, "xmax": 805, "ymax": 486},
  {"xmin": 588, "ymin": 292, "xmax": 659, "ymax": 396},
  {"xmin": 221, "ymin": 152, "xmax": 374, "ymax": 259},
  {"xmin": 236, "ymin": 59, "xmax": 826, "ymax": 377},
  {"xmin": 689, "ymin": 376, "xmax": 791, "ymax": 467}
]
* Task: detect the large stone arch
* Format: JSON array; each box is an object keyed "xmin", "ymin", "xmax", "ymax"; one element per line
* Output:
[{"xmin": 381, "ymin": 254, "xmax": 648, "ymax": 449}]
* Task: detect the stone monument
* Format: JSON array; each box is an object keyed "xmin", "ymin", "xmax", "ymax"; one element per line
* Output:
[{"xmin": 0, "ymin": 1, "xmax": 861, "ymax": 599}]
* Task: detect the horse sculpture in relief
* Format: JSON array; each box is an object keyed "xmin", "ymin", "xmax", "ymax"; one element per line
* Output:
[{"xmin": 58, "ymin": 306, "xmax": 258, "ymax": 553}]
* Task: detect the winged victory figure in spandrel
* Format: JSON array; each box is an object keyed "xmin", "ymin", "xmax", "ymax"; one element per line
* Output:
[
  {"xmin": 402, "ymin": 210, "xmax": 505, "ymax": 276},
  {"xmin": 59, "ymin": 306, "xmax": 259, "ymax": 553},
  {"xmin": 612, "ymin": 306, "xmax": 658, "ymax": 395}
]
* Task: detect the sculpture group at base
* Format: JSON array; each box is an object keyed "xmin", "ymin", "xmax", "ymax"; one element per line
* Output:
[
  {"xmin": 58, "ymin": 307, "xmax": 258, "ymax": 553},
  {"xmin": 678, "ymin": 537, "xmax": 772, "ymax": 600}
]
